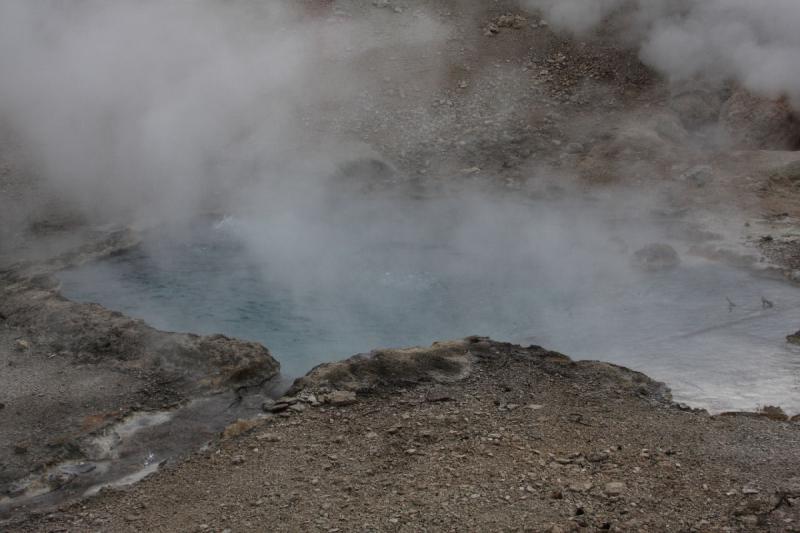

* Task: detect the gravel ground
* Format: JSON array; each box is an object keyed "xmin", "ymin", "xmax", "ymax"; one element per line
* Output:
[{"xmin": 8, "ymin": 340, "xmax": 800, "ymax": 532}]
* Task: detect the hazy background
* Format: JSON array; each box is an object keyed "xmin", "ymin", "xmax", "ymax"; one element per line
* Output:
[
  {"xmin": 0, "ymin": 0, "xmax": 450, "ymax": 230},
  {"xmin": 525, "ymin": 0, "xmax": 800, "ymax": 104}
]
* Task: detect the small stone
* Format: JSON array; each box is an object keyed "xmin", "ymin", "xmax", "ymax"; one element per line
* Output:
[
  {"xmin": 256, "ymin": 432, "xmax": 281, "ymax": 442},
  {"xmin": 742, "ymin": 486, "xmax": 760, "ymax": 495},
  {"xmin": 568, "ymin": 481, "xmax": 593, "ymax": 493},
  {"xmin": 267, "ymin": 402, "xmax": 290, "ymax": 413},
  {"xmin": 366, "ymin": 431, "xmax": 379, "ymax": 439},
  {"xmin": 525, "ymin": 404, "xmax": 545, "ymax": 410},
  {"xmin": 277, "ymin": 396, "xmax": 298, "ymax": 405},
  {"xmin": 425, "ymin": 391, "xmax": 453, "ymax": 403},
  {"xmin": 565, "ymin": 142, "xmax": 584, "ymax": 154},
  {"xmin": 14, "ymin": 339, "xmax": 30, "ymax": 351},
  {"xmin": 587, "ymin": 451, "xmax": 609, "ymax": 463},
  {"xmin": 604, "ymin": 482, "xmax": 626, "ymax": 496},
  {"xmin": 231, "ymin": 454, "xmax": 245, "ymax": 465},
  {"xmin": 678, "ymin": 165, "xmax": 713, "ymax": 187},
  {"xmin": 124, "ymin": 514, "xmax": 141, "ymax": 522},
  {"xmin": 289, "ymin": 403, "xmax": 307, "ymax": 413},
  {"xmin": 222, "ymin": 419, "xmax": 260, "ymax": 439},
  {"xmin": 327, "ymin": 390, "xmax": 357, "ymax": 406}
]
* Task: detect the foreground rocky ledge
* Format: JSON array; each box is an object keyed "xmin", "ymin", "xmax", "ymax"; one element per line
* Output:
[
  {"xmin": 0, "ymin": 229, "xmax": 280, "ymax": 504},
  {"xmin": 9, "ymin": 338, "xmax": 800, "ymax": 532}
]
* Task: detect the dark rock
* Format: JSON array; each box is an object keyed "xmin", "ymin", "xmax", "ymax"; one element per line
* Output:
[
  {"xmin": 631, "ymin": 243, "xmax": 680, "ymax": 272},
  {"xmin": 267, "ymin": 402, "xmax": 290, "ymax": 413}
]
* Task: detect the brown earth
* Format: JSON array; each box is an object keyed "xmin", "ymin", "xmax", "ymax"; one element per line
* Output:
[{"xmin": 7, "ymin": 339, "xmax": 800, "ymax": 532}]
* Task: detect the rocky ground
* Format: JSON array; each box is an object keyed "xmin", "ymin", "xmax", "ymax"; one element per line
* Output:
[
  {"xmin": 7, "ymin": 339, "xmax": 800, "ymax": 532},
  {"xmin": 0, "ymin": 231, "xmax": 280, "ymax": 514},
  {"xmin": 2, "ymin": 0, "xmax": 800, "ymax": 530}
]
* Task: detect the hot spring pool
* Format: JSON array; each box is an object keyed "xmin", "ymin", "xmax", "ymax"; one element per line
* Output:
[{"xmin": 58, "ymin": 206, "xmax": 800, "ymax": 413}]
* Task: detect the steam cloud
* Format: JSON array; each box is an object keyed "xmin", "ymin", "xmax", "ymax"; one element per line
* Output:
[
  {"xmin": 524, "ymin": 0, "xmax": 800, "ymax": 105},
  {"xmin": 0, "ymin": 0, "xmax": 446, "ymax": 225}
]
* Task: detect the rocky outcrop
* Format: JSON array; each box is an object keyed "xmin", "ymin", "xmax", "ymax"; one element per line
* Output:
[
  {"xmin": 0, "ymin": 229, "xmax": 280, "ymax": 391},
  {"xmin": 720, "ymin": 89, "xmax": 800, "ymax": 150},
  {"xmin": 289, "ymin": 339, "xmax": 476, "ymax": 394},
  {"xmin": 290, "ymin": 337, "xmax": 671, "ymax": 403}
]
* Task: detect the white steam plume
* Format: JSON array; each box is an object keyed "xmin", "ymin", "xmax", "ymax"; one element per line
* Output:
[{"xmin": 523, "ymin": 0, "xmax": 800, "ymax": 105}]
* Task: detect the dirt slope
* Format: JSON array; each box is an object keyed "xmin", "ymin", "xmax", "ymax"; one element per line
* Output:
[{"xmin": 10, "ymin": 339, "xmax": 800, "ymax": 533}]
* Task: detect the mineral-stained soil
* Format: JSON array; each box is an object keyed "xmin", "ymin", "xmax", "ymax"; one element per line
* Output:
[
  {"xmin": 0, "ymin": 231, "xmax": 280, "ymax": 507},
  {"xmin": 7, "ymin": 338, "xmax": 800, "ymax": 532}
]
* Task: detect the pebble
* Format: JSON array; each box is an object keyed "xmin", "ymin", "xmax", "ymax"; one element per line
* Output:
[
  {"xmin": 231, "ymin": 455, "xmax": 245, "ymax": 465},
  {"xmin": 267, "ymin": 402, "xmax": 290, "ymax": 413},
  {"xmin": 604, "ymin": 481, "xmax": 626, "ymax": 496},
  {"xmin": 256, "ymin": 433, "xmax": 281, "ymax": 442},
  {"xmin": 327, "ymin": 390, "xmax": 357, "ymax": 406}
]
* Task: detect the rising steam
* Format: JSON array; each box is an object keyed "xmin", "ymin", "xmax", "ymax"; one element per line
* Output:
[{"xmin": 524, "ymin": 0, "xmax": 800, "ymax": 105}]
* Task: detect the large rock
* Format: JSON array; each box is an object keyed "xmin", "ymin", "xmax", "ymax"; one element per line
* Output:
[
  {"xmin": 720, "ymin": 89, "xmax": 800, "ymax": 150},
  {"xmin": 289, "ymin": 339, "xmax": 475, "ymax": 394}
]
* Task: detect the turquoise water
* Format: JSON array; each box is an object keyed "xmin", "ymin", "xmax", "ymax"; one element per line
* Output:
[{"xmin": 58, "ymin": 210, "xmax": 800, "ymax": 413}]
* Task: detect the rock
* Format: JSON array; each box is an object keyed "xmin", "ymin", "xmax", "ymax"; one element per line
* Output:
[
  {"xmin": 587, "ymin": 451, "xmax": 610, "ymax": 463},
  {"xmin": 760, "ymin": 405, "xmax": 788, "ymax": 421},
  {"xmin": 289, "ymin": 340, "xmax": 473, "ymax": 395},
  {"xmin": 669, "ymin": 84, "xmax": 723, "ymax": 129},
  {"xmin": 631, "ymin": 244, "xmax": 680, "ymax": 272},
  {"xmin": 255, "ymin": 432, "xmax": 281, "ymax": 442},
  {"xmin": 678, "ymin": 165, "xmax": 713, "ymax": 187},
  {"xmin": 239, "ymin": 394, "xmax": 270, "ymax": 411},
  {"xmin": 266, "ymin": 402, "xmax": 290, "ymax": 413},
  {"xmin": 222, "ymin": 419, "xmax": 259, "ymax": 439},
  {"xmin": 231, "ymin": 454, "xmax": 245, "ymax": 465},
  {"xmin": 495, "ymin": 14, "xmax": 527, "ymax": 29},
  {"xmin": 14, "ymin": 339, "xmax": 29, "ymax": 351},
  {"xmin": 720, "ymin": 89, "xmax": 800, "ymax": 150},
  {"xmin": 277, "ymin": 396, "xmax": 299, "ymax": 405},
  {"xmin": 604, "ymin": 481, "xmax": 626, "ymax": 496},
  {"xmin": 425, "ymin": 390, "xmax": 453, "ymax": 403},
  {"xmin": 568, "ymin": 481, "xmax": 593, "ymax": 493},
  {"xmin": 327, "ymin": 390, "xmax": 357, "ymax": 406},
  {"xmin": 525, "ymin": 404, "xmax": 545, "ymax": 410},
  {"xmin": 787, "ymin": 330, "xmax": 800, "ymax": 345},
  {"xmin": 564, "ymin": 142, "xmax": 584, "ymax": 154},
  {"xmin": 289, "ymin": 403, "xmax": 307, "ymax": 413}
]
